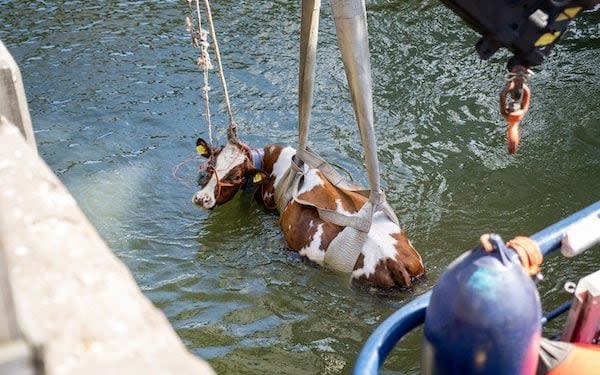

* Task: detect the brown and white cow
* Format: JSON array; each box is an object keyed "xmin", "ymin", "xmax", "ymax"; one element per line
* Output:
[{"xmin": 192, "ymin": 138, "xmax": 425, "ymax": 289}]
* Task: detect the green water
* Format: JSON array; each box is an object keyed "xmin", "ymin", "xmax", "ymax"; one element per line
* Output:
[{"xmin": 1, "ymin": 1, "xmax": 599, "ymax": 373}]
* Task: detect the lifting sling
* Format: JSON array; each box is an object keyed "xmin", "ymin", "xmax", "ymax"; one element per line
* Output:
[{"xmin": 278, "ymin": 0, "xmax": 399, "ymax": 272}]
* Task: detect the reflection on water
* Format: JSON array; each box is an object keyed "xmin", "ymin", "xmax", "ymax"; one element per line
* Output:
[{"xmin": 1, "ymin": 0, "xmax": 599, "ymax": 373}]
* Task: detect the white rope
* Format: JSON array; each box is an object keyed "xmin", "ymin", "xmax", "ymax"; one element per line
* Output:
[
  {"xmin": 186, "ymin": 0, "xmax": 238, "ymax": 143},
  {"xmin": 186, "ymin": 0, "xmax": 214, "ymax": 144},
  {"xmin": 195, "ymin": 0, "xmax": 213, "ymax": 145},
  {"xmin": 202, "ymin": 0, "xmax": 238, "ymax": 140}
]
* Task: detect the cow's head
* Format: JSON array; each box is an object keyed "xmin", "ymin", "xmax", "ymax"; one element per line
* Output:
[{"xmin": 192, "ymin": 138, "xmax": 267, "ymax": 209}]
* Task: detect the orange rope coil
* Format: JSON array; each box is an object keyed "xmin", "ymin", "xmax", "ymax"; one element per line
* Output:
[
  {"xmin": 507, "ymin": 236, "xmax": 542, "ymax": 276},
  {"xmin": 480, "ymin": 234, "xmax": 543, "ymax": 276}
]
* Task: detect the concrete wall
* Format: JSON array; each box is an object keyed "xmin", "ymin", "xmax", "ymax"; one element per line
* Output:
[
  {"xmin": 0, "ymin": 41, "xmax": 36, "ymax": 152},
  {"xmin": 0, "ymin": 40, "xmax": 214, "ymax": 374},
  {"xmin": 0, "ymin": 121, "xmax": 215, "ymax": 374}
]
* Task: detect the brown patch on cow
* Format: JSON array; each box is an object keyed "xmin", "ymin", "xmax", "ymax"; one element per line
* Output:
[
  {"xmin": 280, "ymin": 200, "xmax": 342, "ymax": 255},
  {"xmin": 280, "ymin": 201, "xmax": 319, "ymax": 250},
  {"xmin": 354, "ymin": 254, "xmax": 364, "ymax": 270},
  {"xmin": 371, "ymin": 261, "xmax": 396, "ymax": 288},
  {"xmin": 355, "ymin": 259, "xmax": 406, "ymax": 289},
  {"xmin": 296, "ymin": 171, "xmax": 367, "ymax": 213},
  {"xmin": 353, "ymin": 231, "xmax": 425, "ymax": 288},
  {"xmin": 213, "ymin": 164, "xmax": 247, "ymax": 206},
  {"xmin": 391, "ymin": 231, "xmax": 425, "ymax": 278},
  {"xmin": 254, "ymin": 145, "xmax": 286, "ymax": 210},
  {"xmin": 260, "ymin": 145, "xmax": 286, "ymax": 173}
]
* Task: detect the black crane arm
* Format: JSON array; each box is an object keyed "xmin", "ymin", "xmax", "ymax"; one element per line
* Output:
[{"xmin": 440, "ymin": 0, "xmax": 599, "ymax": 68}]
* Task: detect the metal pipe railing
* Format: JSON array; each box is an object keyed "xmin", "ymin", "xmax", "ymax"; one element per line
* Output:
[{"xmin": 353, "ymin": 200, "xmax": 600, "ymax": 375}]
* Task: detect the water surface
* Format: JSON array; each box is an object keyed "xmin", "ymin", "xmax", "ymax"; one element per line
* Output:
[{"xmin": 1, "ymin": 1, "xmax": 599, "ymax": 373}]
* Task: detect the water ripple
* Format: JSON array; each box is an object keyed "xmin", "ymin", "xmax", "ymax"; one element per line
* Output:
[{"xmin": 3, "ymin": 0, "xmax": 599, "ymax": 374}]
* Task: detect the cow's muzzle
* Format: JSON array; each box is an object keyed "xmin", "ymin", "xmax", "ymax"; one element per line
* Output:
[{"xmin": 192, "ymin": 191, "xmax": 215, "ymax": 209}]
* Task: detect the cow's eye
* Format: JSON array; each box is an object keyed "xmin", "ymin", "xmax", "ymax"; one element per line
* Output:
[
  {"xmin": 197, "ymin": 172, "xmax": 209, "ymax": 186},
  {"xmin": 197, "ymin": 168, "xmax": 214, "ymax": 186}
]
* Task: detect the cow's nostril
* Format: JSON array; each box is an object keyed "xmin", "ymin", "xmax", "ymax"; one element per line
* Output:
[
  {"xmin": 192, "ymin": 193, "xmax": 204, "ymax": 205},
  {"xmin": 192, "ymin": 192, "xmax": 214, "ymax": 209}
]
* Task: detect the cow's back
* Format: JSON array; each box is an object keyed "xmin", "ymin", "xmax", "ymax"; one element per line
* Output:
[{"xmin": 259, "ymin": 146, "xmax": 424, "ymax": 288}]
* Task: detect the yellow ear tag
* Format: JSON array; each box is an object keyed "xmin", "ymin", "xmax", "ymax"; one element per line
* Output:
[
  {"xmin": 196, "ymin": 145, "xmax": 206, "ymax": 155},
  {"xmin": 252, "ymin": 173, "xmax": 263, "ymax": 183}
]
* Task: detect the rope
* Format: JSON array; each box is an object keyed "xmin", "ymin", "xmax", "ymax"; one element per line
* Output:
[
  {"xmin": 172, "ymin": 154, "xmax": 205, "ymax": 191},
  {"xmin": 480, "ymin": 234, "xmax": 543, "ymax": 276},
  {"xmin": 186, "ymin": 0, "xmax": 238, "ymax": 143},
  {"xmin": 202, "ymin": 0, "xmax": 238, "ymax": 142},
  {"xmin": 186, "ymin": 0, "xmax": 214, "ymax": 144},
  {"xmin": 506, "ymin": 236, "xmax": 543, "ymax": 276}
]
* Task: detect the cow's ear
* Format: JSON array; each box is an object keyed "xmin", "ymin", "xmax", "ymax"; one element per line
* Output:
[
  {"xmin": 196, "ymin": 138, "xmax": 212, "ymax": 158},
  {"xmin": 247, "ymin": 169, "xmax": 269, "ymax": 185}
]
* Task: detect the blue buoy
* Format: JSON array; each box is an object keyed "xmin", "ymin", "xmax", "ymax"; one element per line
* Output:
[{"xmin": 422, "ymin": 234, "xmax": 541, "ymax": 375}]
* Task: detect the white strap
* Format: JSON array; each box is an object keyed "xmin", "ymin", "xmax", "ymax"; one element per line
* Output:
[
  {"xmin": 323, "ymin": 202, "xmax": 373, "ymax": 272},
  {"xmin": 298, "ymin": 0, "xmax": 321, "ymax": 153},
  {"xmin": 296, "ymin": 148, "xmax": 367, "ymax": 194}
]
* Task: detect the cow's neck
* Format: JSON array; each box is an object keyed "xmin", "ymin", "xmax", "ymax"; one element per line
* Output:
[
  {"xmin": 252, "ymin": 144, "xmax": 296, "ymax": 210},
  {"xmin": 257, "ymin": 145, "xmax": 293, "ymax": 174},
  {"xmin": 249, "ymin": 147, "xmax": 265, "ymax": 171}
]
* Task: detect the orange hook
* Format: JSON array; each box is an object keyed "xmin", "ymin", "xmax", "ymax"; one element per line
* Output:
[
  {"xmin": 499, "ymin": 66, "xmax": 531, "ymax": 154},
  {"xmin": 506, "ymin": 120, "xmax": 521, "ymax": 155}
]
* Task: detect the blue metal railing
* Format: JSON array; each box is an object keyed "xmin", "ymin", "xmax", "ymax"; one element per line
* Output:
[{"xmin": 353, "ymin": 200, "xmax": 600, "ymax": 375}]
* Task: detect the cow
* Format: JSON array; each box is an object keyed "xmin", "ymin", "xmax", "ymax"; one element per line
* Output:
[{"xmin": 192, "ymin": 137, "xmax": 425, "ymax": 289}]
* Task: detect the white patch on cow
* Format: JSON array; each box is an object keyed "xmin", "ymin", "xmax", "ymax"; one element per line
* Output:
[
  {"xmin": 271, "ymin": 146, "xmax": 296, "ymax": 188},
  {"xmin": 194, "ymin": 143, "xmax": 246, "ymax": 208},
  {"xmin": 352, "ymin": 211, "xmax": 400, "ymax": 278},
  {"xmin": 215, "ymin": 143, "xmax": 247, "ymax": 173},
  {"xmin": 334, "ymin": 198, "xmax": 358, "ymax": 215},
  {"xmin": 299, "ymin": 223, "xmax": 325, "ymax": 265},
  {"xmin": 297, "ymin": 168, "xmax": 324, "ymax": 195},
  {"xmin": 195, "ymin": 176, "xmax": 217, "ymax": 206}
]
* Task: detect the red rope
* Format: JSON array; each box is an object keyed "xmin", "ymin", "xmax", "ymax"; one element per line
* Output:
[{"xmin": 172, "ymin": 154, "xmax": 207, "ymax": 191}]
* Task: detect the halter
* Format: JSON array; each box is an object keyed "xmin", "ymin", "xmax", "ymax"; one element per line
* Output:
[
  {"xmin": 202, "ymin": 142, "xmax": 255, "ymax": 202},
  {"xmin": 206, "ymin": 166, "xmax": 242, "ymax": 203}
]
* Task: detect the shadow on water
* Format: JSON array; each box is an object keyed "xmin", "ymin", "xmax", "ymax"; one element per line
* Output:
[{"xmin": 1, "ymin": 0, "xmax": 599, "ymax": 374}]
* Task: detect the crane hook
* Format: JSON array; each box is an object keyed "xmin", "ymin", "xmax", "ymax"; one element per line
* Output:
[{"xmin": 499, "ymin": 65, "xmax": 532, "ymax": 154}]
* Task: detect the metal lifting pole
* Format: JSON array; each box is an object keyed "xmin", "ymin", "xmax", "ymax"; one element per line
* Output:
[
  {"xmin": 298, "ymin": 0, "xmax": 321, "ymax": 154},
  {"xmin": 330, "ymin": 0, "xmax": 382, "ymax": 206}
]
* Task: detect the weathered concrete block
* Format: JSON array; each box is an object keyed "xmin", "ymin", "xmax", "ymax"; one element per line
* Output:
[
  {"xmin": 0, "ymin": 122, "xmax": 214, "ymax": 374},
  {"xmin": 0, "ymin": 40, "xmax": 36, "ymax": 153}
]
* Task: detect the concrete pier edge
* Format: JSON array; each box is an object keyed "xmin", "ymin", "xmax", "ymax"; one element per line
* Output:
[{"xmin": 0, "ymin": 40, "xmax": 214, "ymax": 374}]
